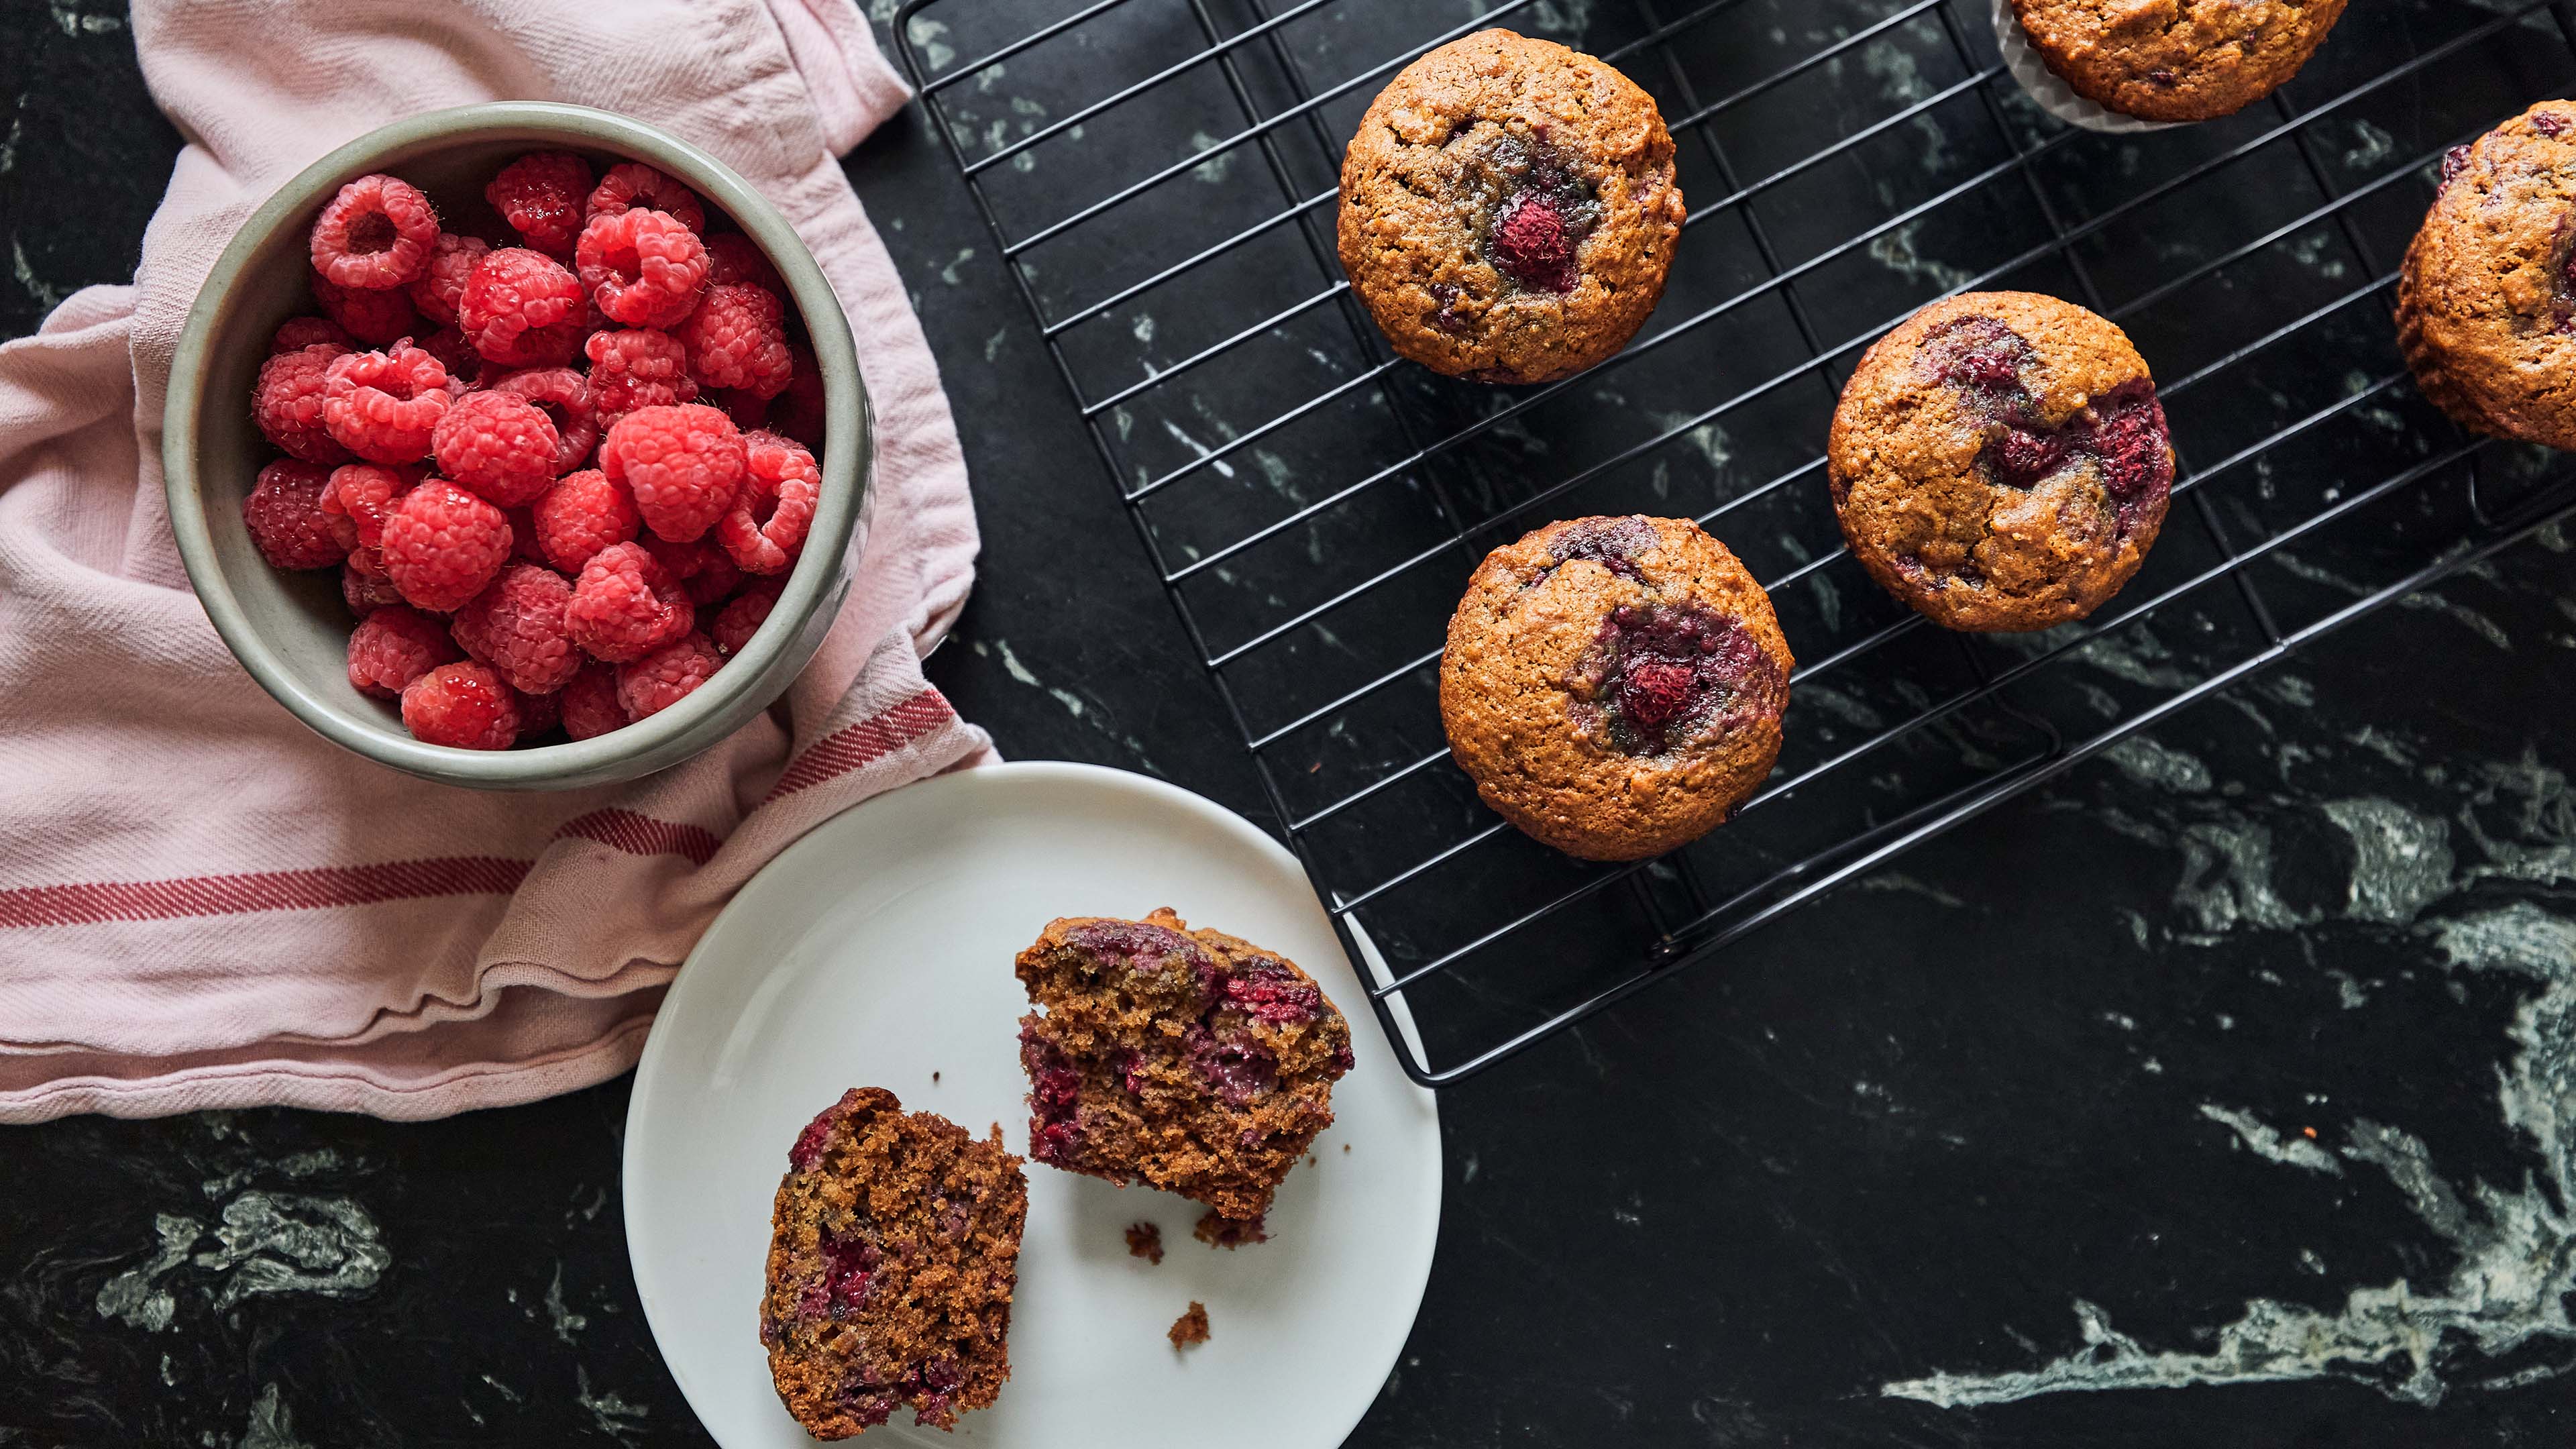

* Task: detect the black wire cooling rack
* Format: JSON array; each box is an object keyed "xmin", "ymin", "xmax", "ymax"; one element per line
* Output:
[{"xmin": 894, "ymin": 0, "xmax": 2576, "ymax": 1085}]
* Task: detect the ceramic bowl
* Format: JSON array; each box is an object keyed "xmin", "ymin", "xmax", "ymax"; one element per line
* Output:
[{"xmin": 163, "ymin": 101, "xmax": 869, "ymax": 790}]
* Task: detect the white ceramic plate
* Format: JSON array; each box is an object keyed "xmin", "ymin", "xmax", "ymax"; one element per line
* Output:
[{"xmin": 625, "ymin": 761, "xmax": 1443, "ymax": 1448}]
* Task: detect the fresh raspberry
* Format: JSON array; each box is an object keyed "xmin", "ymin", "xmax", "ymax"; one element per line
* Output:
[
  {"xmin": 531, "ymin": 468, "xmax": 640, "ymax": 574},
  {"xmin": 559, "ymin": 663, "xmax": 629, "ymax": 739},
  {"xmin": 577, "ymin": 209, "xmax": 709, "ymax": 329},
  {"xmin": 323, "ymin": 343, "xmax": 451, "ymax": 463},
  {"xmin": 566, "ymin": 541, "xmax": 692, "ymax": 661},
  {"xmin": 347, "ymin": 604, "xmax": 460, "ymax": 698},
  {"xmin": 599, "ymin": 403, "xmax": 746, "ymax": 543},
  {"xmin": 710, "ymin": 576, "xmax": 783, "ymax": 655},
  {"xmin": 319, "ymin": 462, "xmax": 418, "ymax": 553},
  {"xmin": 241, "ymin": 460, "xmax": 347, "ymax": 570},
  {"xmin": 684, "ymin": 545, "xmax": 744, "ymax": 605},
  {"xmin": 451, "ymin": 562, "xmax": 581, "ymax": 694},
  {"xmin": 616, "ymin": 632, "xmax": 722, "ymax": 720},
  {"xmin": 343, "ymin": 562, "xmax": 407, "ymax": 612},
  {"xmin": 583, "ymin": 327, "xmax": 698, "ymax": 426},
  {"xmin": 432, "ymin": 390, "xmax": 562, "ymax": 506},
  {"xmin": 400, "ymin": 661, "xmax": 521, "ymax": 749},
  {"xmin": 586, "ymin": 161, "xmax": 705, "ymax": 235},
  {"xmin": 253, "ymin": 344, "xmax": 354, "ymax": 464},
  {"xmin": 486, "ymin": 366, "xmax": 596, "ymax": 474},
  {"xmin": 766, "ymin": 344, "xmax": 824, "ymax": 449},
  {"xmin": 381, "ymin": 479, "xmax": 512, "ymax": 612},
  {"xmin": 458, "ymin": 248, "xmax": 584, "ymax": 369},
  {"xmin": 405, "ymin": 233, "xmax": 490, "ymax": 325},
  {"xmin": 514, "ymin": 683, "xmax": 563, "ymax": 738},
  {"xmin": 416, "ymin": 325, "xmax": 482, "ymax": 386},
  {"xmin": 718, "ymin": 430, "xmax": 819, "ymax": 575},
  {"xmin": 311, "ymin": 268, "xmax": 419, "ymax": 345},
  {"xmin": 639, "ymin": 532, "xmax": 715, "ymax": 584},
  {"xmin": 502, "ymin": 508, "xmax": 545, "ymax": 566},
  {"xmin": 309, "ymin": 173, "xmax": 439, "ymax": 290},
  {"xmin": 674, "ymin": 283, "xmax": 792, "ymax": 399},
  {"xmin": 271, "ymin": 316, "xmax": 354, "ymax": 354},
  {"xmin": 486, "ymin": 151, "xmax": 593, "ymax": 259},
  {"xmin": 702, "ymin": 233, "xmax": 783, "ymax": 294}
]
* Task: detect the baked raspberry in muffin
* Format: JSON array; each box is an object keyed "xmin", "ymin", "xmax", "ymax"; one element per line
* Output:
[
  {"xmin": 1017, "ymin": 909, "xmax": 1353, "ymax": 1236},
  {"xmin": 1827, "ymin": 291, "xmax": 2172, "ymax": 633},
  {"xmin": 2397, "ymin": 101, "xmax": 2576, "ymax": 451},
  {"xmin": 762, "ymin": 1087, "xmax": 1027, "ymax": 1438},
  {"xmin": 1442, "ymin": 516, "xmax": 1793, "ymax": 861},
  {"xmin": 1337, "ymin": 29, "xmax": 1684, "ymax": 384}
]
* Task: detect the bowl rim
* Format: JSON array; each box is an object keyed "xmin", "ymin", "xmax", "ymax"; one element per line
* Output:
[{"xmin": 163, "ymin": 101, "xmax": 870, "ymax": 788}]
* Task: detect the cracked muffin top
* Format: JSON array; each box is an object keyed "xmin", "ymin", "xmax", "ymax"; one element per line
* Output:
[
  {"xmin": 1827, "ymin": 291, "xmax": 2173, "ymax": 634},
  {"xmin": 2008, "ymin": 0, "xmax": 2349, "ymax": 123},
  {"xmin": 1337, "ymin": 29, "xmax": 1685, "ymax": 384},
  {"xmin": 1441, "ymin": 515, "xmax": 1792, "ymax": 862},
  {"xmin": 2397, "ymin": 101, "xmax": 2576, "ymax": 451}
]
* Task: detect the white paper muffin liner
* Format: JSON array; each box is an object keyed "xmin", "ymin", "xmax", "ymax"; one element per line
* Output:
[{"xmin": 1990, "ymin": 0, "xmax": 2187, "ymax": 136}]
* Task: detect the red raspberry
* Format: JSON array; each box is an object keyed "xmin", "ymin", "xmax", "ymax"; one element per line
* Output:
[
  {"xmin": 702, "ymin": 233, "xmax": 783, "ymax": 294},
  {"xmin": 515, "ymin": 684, "xmax": 563, "ymax": 738},
  {"xmin": 451, "ymin": 562, "xmax": 581, "ymax": 694},
  {"xmin": 531, "ymin": 468, "xmax": 639, "ymax": 574},
  {"xmin": 674, "ymin": 283, "xmax": 792, "ymax": 399},
  {"xmin": 718, "ymin": 430, "xmax": 819, "ymax": 575},
  {"xmin": 381, "ymin": 479, "xmax": 512, "ymax": 612},
  {"xmin": 241, "ymin": 460, "xmax": 347, "ymax": 570},
  {"xmin": 577, "ymin": 209, "xmax": 709, "ymax": 329},
  {"xmin": 320, "ymin": 462, "xmax": 418, "ymax": 553},
  {"xmin": 616, "ymin": 632, "xmax": 722, "ymax": 720},
  {"xmin": 401, "ymin": 661, "xmax": 521, "ymax": 749},
  {"xmin": 311, "ymin": 268, "xmax": 419, "ymax": 345},
  {"xmin": 600, "ymin": 403, "xmax": 746, "ymax": 543},
  {"xmin": 486, "ymin": 366, "xmax": 596, "ymax": 474},
  {"xmin": 432, "ymin": 390, "xmax": 562, "ymax": 506},
  {"xmin": 767, "ymin": 344, "xmax": 825, "ymax": 449},
  {"xmin": 709, "ymin": 388, "xmax": 769, "ymax": 432},
  {"xmin": 323, "ymin": 343, "xmax": 451, "ymax": 463},
  {"xmin": 710, "ymin": 576, "xmax": 783, "ymax": 655},
  {"xmin": 486, "ymin": 151, "xmax": 592, "ymax": 259},
  {"xmin": 416, "ymin": 325, "xmax": 482, "ymax": 386},
  {"xmin": 559, "ymin": 663, "xmax": 629, "ymax": 739},
  {"xmin": 684, "ymin": 545, "xmax": 744, "ymax": 605},
  {"xmin": 406, "ymin": 233, "xmax": 490, "ymax": 325},
  {"xmin": 458, "ymin": 248, "xmax": 584, "ymax": 369},
  {"xmin": 343, "ymin": 562, "xmax": 407, "ymax": 612},
  {"xmin": 271, "ymin": 316, "xmax": 354, "ymax": 354},
  {"xmin": 584, "ymin": 327, "xmax": 698, "ymax": 427},
  {"xmin": 587, "ymin": 161, "xmax": 705, "ymax": 235},
  {"xmin": 253, "ymin": 343, "xmax": 354, "ymax": 464},
  {"xmin": 347, "ymin": 604, "xmax": 460, "ymax": 698},
  {"xmin": 566, "ymin": 541, "xmax": 691, "ymax": 661},
  {"xmin": 309, "ymin": 173, "xmax": 439, "ymax": 290}
]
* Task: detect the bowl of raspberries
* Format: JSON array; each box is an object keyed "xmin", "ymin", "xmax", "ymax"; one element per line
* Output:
[{"xmin": 163, "ymin": 103, "xmax": 865, "ymax": 788}]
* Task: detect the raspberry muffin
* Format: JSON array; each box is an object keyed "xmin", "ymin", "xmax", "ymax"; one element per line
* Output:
[
  {"xmin": 1441, "ymin": 516, "xmax": 1792, "ymax": 862},
  {"xmin": 2006, "ymin": 0, "xmax": 2348, "ymax": 123},
  {"xmin": 1017, "ymin": 910, "xmax": 1352, "ymax": 1236},
  {"xmin": 1827, "ymin": 292, "xmax": 2172, "ymax": 633},
  {"xmin": 1337, "ymin": 29, "xmax": 1685, "ymax": 384},
  {"xmin": 2397, "ymin": 102, "xmax": 2576, "ymax": 451},
  {"xmin": 761, "ymin": 1088, "xmax": 1028, "ymax": 1438}
]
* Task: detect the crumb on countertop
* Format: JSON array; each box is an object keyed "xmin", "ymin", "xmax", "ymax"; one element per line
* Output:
[
  {"xmin": 932, "ymin": 1071, "xmax": 941, "ymax": 1082},
  {"xmin": 1169, "ymin": 1301, "xmax": 1210, "ymax": 1348},
  {"xmin": 1126, "ymin": 1220, "xmax": 1165, "ymax": 1265}
]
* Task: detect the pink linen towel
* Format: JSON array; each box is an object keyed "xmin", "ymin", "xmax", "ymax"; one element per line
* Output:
[{"xmin": 0, "ymin": 0, "xmax": 992, "ymax": 1122}]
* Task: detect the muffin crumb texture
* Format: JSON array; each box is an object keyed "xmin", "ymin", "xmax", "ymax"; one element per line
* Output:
[
  {"xmin": 1018, "ymin": 910, "xmax": 1352, "ymax": 1233},
  {"xmin": 1338, "ymin": 29, "xmax": 1685, "ymax": 384},
  {"xmin": 2008, "ymin": 0, "xmax": 2349, "ymax": 122},
  {"xmin": 1169, "ymin": 1301, "xmax": 1212, "ymax": 1348},
  {"xmin": 761, "ymin": 1087, "xmax": 1026, "ymax": 1439}
]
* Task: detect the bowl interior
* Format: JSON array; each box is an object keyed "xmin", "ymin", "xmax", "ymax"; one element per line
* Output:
[{"xmin": 176, "ymin": 108, "xmax": 866, "ymax": 790}]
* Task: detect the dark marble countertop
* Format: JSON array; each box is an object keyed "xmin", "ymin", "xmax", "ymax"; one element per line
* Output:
[{"xmin": 9, "ymin": 1, "xmax": 2576, "ymax": 1444}]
